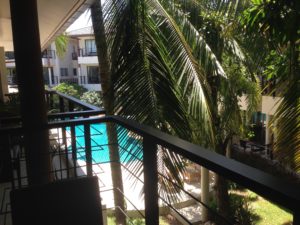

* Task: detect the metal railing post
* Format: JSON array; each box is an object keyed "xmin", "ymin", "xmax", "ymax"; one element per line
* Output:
[
  {"xmin": 70, "ymin": 125, "xmax": 77, "ymax": 177},
  {"xmin": 49, "ymin": 92, "xmax": 54, "ymax": 109},
  {"xmin": 294, "ymin": 211, "xmax": 300, "ymax": 225},
  {"xmin": 69, "ymin": 101, "xmax": 74, "ymax": 112},
  {"xmin": 143, "ymin": 136, "xmax": 159, "ymax": 225},
  {"xmin": 84, "ymin": 124, "xmax": 93, "ymax": 177},
  {"xmin": 59, "ymin": 96, "xmax": 65, "ymax": 113}
]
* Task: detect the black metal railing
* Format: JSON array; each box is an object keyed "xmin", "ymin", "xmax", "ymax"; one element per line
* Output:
[
  {"xmin": 78, "ymin": 48, "xmax": 97, "ymax": 57},
  {"xmin": 5, "ymin": 52, "xmax": 15, "ymax": 60},
  {"xmin": 0, "ymin": 115, "xmax": 299, "ymax": 225},
  {"xmin": 1, "ymin": 90, "xmax": 104, "ymax": 127},
  {"xmin": 5, "ymin": 50, "xmax": 56, "ymax": 60},
  {"xmin": 72, "ymin": 52, "xmax": 78, "ymax": 60},
  {"xmin": 41, "ymin": 50, "xmax": 56, "ymax": 59},
  {"xmin": 59, "ymin": 78, "xmax": 79, "ymax": 85}
]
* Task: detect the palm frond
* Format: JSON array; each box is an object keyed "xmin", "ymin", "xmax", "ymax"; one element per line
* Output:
[
  {"xmin": 54, "ymin": 34, "xmax": 69, "ymax": 58},
  {"xmin": 272, "ymin": 74, "xmax": 300, "ymax": 172}
]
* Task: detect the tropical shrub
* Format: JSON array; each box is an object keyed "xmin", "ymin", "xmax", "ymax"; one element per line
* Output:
[
  {"xmin": 80, "ymin": 91, "xmax": 103, "ymax": 107},
  {"xmin": 52, "ymin": 82, "xmax": 87, "ymax": 99}
]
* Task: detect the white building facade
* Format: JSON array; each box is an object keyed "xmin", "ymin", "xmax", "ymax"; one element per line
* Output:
[
  {"xmin": 68, "ymin": 27, "xmax": 101, "ymax": 91},
  {"xmin": 4, "ymin": 26, "xmax": 101, "ymax": 92}
]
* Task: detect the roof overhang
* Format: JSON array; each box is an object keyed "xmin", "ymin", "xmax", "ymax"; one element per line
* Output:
[{"xmin": 0, "ymin": 0, "xmax": 94, "ymax": 51}]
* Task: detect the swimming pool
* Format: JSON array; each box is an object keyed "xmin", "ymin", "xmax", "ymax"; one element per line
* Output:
[{"xmin": 66, "ymin": 123, "xmax": 142, "ymax": 163}]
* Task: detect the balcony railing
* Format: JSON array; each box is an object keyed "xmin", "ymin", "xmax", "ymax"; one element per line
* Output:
[
  {"xmin": 5, "ymin": 52, "xmax": 15, "ymax": 60},
  {"xmin": 72, "ymin": 52, "xmax": 78, "ymax": 60},
  {"xmin": 5, "ymin": 50, "xmax": 56, "ymax": 60},
  {"xmin": 41, "ymin": 50, "xmax": 56, "ymax": 59},
  {"xmin": 59, "ymin": 78, "xmax": 78, "ymax": 85},
  {"xmin": 0, "ymin": 106, "xmax": 299, "ymax": 224},
  {"xmin": 1, "ymin": 90, "xmax": 103, "ymax": 127},
  {"xmin": 78, "ymin": 48, "xmax": 97, "ymax": 57}
]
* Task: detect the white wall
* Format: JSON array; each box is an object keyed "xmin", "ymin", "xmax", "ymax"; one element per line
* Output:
[{"xmin": 261, "ymin": 96, "xmax": 281, "ymax": 116}]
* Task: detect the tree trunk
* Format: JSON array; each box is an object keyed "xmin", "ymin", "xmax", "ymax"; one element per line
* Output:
[
  {"xmin": 209, "ymin": 72, "xmax": 231, "ymax": 221},
  {"xmin": 91, "ymin": 1, "xmax": 126, "ymax": 224},
  {"xmin": 215, "ymin": 173, "xmax": 230, "ymax": 219},
  {"xmin": 215, "ymin": 141, "xmax": 230, "ymax": 221}
]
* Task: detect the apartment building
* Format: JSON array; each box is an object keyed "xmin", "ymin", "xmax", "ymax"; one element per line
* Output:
[
  {"xmin": 4, "ymin": 26, "xmax": 101, "ymax": 91},
  {"xmin": 68, "ymin": 26, "xmax": 101, "ymax": 91}
]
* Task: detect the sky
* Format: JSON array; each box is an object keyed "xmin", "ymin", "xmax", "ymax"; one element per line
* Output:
[{"xmin": 66, "ymin": 9, "xmax": 92, "ymax": 32}]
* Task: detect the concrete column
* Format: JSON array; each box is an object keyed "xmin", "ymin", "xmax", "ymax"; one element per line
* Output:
[
  {"xmin": 10, "ymin": 0, "xmax": 50, "ymax": 185},
  {"xmin": 48, "ymin": 67, "xmax": 52, "ymax": 86},
  {"xmin": 77, "ymin": 67, "xmax": 81, "ymax": 84},
  {"xmin": 0, "ymin": 47, "xmax": 9, "ymax": 102}
]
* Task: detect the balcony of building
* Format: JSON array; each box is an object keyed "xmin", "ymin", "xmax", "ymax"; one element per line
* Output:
[
  {"xmin": 77, "ymin": 48, "xmax": 99, "ymax": 64},
  {"xmin": 60, "ymin": 77, "xmax": 79, "ymax": 85},
  {"xmin": 0, "ymin": 1, "xmax": 299, "ymax": 225},
  {"xmin": 0, "ymin": 91, "xmax": 299, "ymax": 225},
  {"xmin": 41, "ymin": 49, "xmax": 56, "ymax": 67}
]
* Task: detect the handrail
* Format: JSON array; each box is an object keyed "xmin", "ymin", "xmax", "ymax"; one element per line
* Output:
[
  {"xmin": 109, "ymin": 116, "xmax": 300, "ymax": 211},
  {"xmin": 1, "ymin": 116, "xmax": 299, "ymax": 222},
  {"xmin": 49, "ymin": 91, "xmax": 101, "ymax": 111},
  {"xmin": 47, "ymin": 116, "xmax": 300, "ymax": 213},
  {"xmin": 5, "ymin": 90, "xmax": 102, "ymax": 112}
]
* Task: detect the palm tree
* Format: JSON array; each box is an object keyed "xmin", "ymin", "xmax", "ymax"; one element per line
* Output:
[
  {"xmin": 92, "ymin": 0, "xmax": 260, "ymax": 223},
  {"xmin": 54, "ymin": 34, "xmax": 69, "ymax": 58},
  {"xmin": 164, "ymin": 0, "xmax": 260, "ymax": 219},
  {"xmin": 243, "ymin": 0, "xmax": 300, "ymax": 172},
  {"xmin": 90, "ymin": 1, "xmax": 126, "ymax": 224}
]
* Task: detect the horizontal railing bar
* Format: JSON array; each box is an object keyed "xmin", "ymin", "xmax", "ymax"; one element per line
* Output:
[
  {"xmin": 116, "ymin": 187, "xmax": 145, "ymax": 218},
  {"xmin": 5, "ymin": 90, "xmax": 103, "ymax": 111},
  {"xmin": 108, "ymin": 116, "xmax": 300, "ymax": 212},
  {"xmin": 48, "ymin": 110, "xmax": 105, "ymax": 119},
  {"xmin": 54, "ymin": 91, "xmax": 101, "ymax": 111},
  {"xmin": 1, "ymin": 116, "xmax": 299, "ymax": 214},
  {"xmin": 0, "ymin": 110, "xmax": 105, "ymax": 124},
  {"xmin": 157, "ymin": 172, "xmax": 232, "ymax": 224},
  {"xmin": 158, "ymin": 196, "xmax": 193, "ymax": 225}
]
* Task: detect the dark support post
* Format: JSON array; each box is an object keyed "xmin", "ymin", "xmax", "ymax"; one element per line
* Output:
[
  {"xmin": 45, "ymin": 93, "xmax": 50, "ymax": 109},
  {"xmin": 49, "ymin": 92, "xmax": 54, "ymax": 109},
  {"xmin": 294, "ymin": 212, "xmax": 300, "ymax": 225},
  {"xmin": 69, "ymin": 101, "xmax": 74, "ymax": 113},
  {"xmin": 84, "ymin": 124, "xmax": 93, "ymax": 177},
  {"xmin": 70, "ymin": 126, "xmax": 77, "ymax": 177},
  {"xmin": 10, "ymin": 0, "xmax": 50, "ymax": 184},
  {"xmin": 59, "ymin": 97, "xmax": 65, "ymax": 113},
  {"xmin": 60, "ymin": 96, "xmax": 66, "ymax": 145},
  {"xmin": 143, "ymin": 137, "xmax": 159, "ymax": 225}
]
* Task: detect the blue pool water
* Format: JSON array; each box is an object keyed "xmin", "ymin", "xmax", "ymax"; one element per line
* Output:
[{"xmin": 66, "ymin": 124, "xmax": 142, "ymax": 163}]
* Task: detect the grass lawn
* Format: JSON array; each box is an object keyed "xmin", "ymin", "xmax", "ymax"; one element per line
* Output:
[
  {"xmin": 230, "ymin": 189, "xmax": 293, "ymax": 225},
  {"xmin": 107, "ymin": 216, "xmax": 170, "ymax": 225},
  {"xmin": 247, "ymin": 191, "xmax": 293, "ymax": 225}
]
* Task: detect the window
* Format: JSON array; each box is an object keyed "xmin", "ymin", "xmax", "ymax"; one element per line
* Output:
[
  {"xmin": 7, "ymin": 68, "xmax": 17, "ymax": 84},
  {"xmin": 60, "ymin": 68, "xmax": 68, "ymax": 76},
  {"xmin": 85, "ymin": 39, "xmax": 96, "ymax": 56},
  {"xmin": 43, "ymin": 67, "xmax": 49, "ymax": 85},
  {"xmin": 73, "ymin": 68, "xmax": 77, "ymax": 76},
  {"xmin": 87, "ymin": 66, "xmax": 100, "ymax": 84}
]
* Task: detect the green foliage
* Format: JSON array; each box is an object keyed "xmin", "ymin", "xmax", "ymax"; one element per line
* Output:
[
  {"xmin": 52, "ymin": 83, "xmax": 87, "ymax": 99},
  {"xmin": 55, "ymin": 34, "xmax": 69, "ymax": 58},
  {"xmin": 0, "ymin": 95, "xmax": 20, "ymax": 117},
  {"xmin": 243, "ymin": 0, "xmax": 300, "ymax": 45},
  {"xmin": 246, "ymin": 130, "xmax": 255, "ymax": 139},
  {"xmin": 80, "ymin": 91, "xmax": 103, "ymax": 107},
  {"xmin": 229, "ymin": 193, "xmax": 256, "ymax": 225},
  {"xmin": 242, "ymin": 0, "xmax": 300, "ymax": 172}
]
